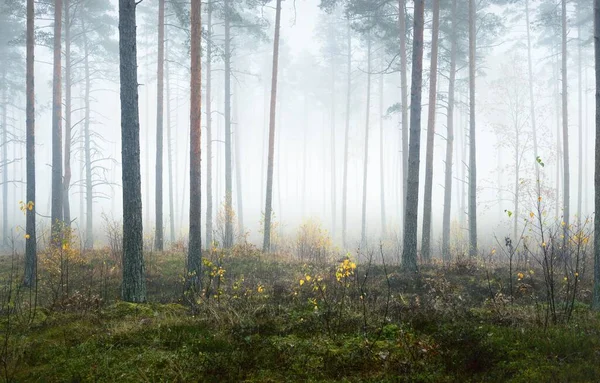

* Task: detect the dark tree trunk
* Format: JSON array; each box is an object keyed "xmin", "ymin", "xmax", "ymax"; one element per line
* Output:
[
  {"xmin": 51, "ymin": 0, "xmax": 64, "ymax": 245},
  {"xmin": 224, "ymin": 0, "xmax": 233, "ymax": 248},
  {"xmin": 119, "ymin": 0, "xmax": 146, "ymax": 302},
  {"xmin": 154, "ymin": 0, "xmax": 165, "ymax": 251},
  {"xmin": 421, "ymin": 0, "xmax": 440, "ymax": 262},
  {"xmin": 166, "ymin": 36, "xmax": 175, "ymax": 244},
  {"xmin": 82, "ymin": 18, "xmax": 93, "ymax": 249},
  {"xmin": 399, "ymin": 0, "xmax": 408, "ymax": 234},
  {"xmin": 361, "ymin": 35, "xmax": 372, "ymax": 248},
  {"xmin": 468, "ymin": 0, "xmax": 478, "ymax": 257},
  {"xmin": 63, "ymin": 0, "xmax": 72, "ymax": 228},
  {"xmin": 23, "ymin": 0, "xmax": 36, "ymax": 287},
  {"xmin": 442, "ymin": 0, "xmax": 457, "ymax": 262},
  {"xmin": 206, "ymin": 0, "xmax": 213, "ymax": 249},
  {"xmin": 233, "ymin": 82, "xmax": 244, "ymax": 236},
  {"xmin": 593, "ymin": 0, "xmax": 600, "ymax": 310},
  {"xmin": 342, "ymin": 16, "xmax": 351, "ymax": 248},
  {"xmin": 401, "ymin": 0, "xmax": 424, "ymax": 272},
  {"xmin": 262, "ymin": 0, "xmax": 282, "ymax": 253},
  {"xmin": 187, "ymin": 0, "xmax": 202, "ymax": 287}
]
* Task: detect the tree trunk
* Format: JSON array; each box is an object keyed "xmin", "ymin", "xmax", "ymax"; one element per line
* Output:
[
  {"xmin": 514, "ymin": 122, "xmax": 520, "ymax": 242},
  {"xmin": 23, "ymin": 0, "xmax": 36, "ymax": 287},
  {"xmin": 562, "ymin": 0, "xmax": 570, "ymax": 239},
  {"xmin": 379, "ymin": 53, "xmax": 386, "ymax": 238},
  {"xmin": 233, "ymin": 81, "xmax": 244, "ymax": 236},
  {"xmin": 360, "ymin": 34, "xmax": 372, "ymax": 249},
  {"xmin": 468, "ymin": 0, "xmax": 478, "ymax": 257},
  {"xmin": 401, "ymin": 0, "xmax": 424, "ymax": 272},
  {"xmin": 82, "ymin": 18, "xmax": 93, "ymax": 249},
  {"xmin": 555, "ymin": 47, "xmax": 561, "ymax": 221},
  {"xmin": 188, "ymin": 0, "xmax": 202, "ymax": 286},
  {"xmin": 399, "ymin": 0, "xmax": 408, "ymax": 234},
  {"xmin": 166, "ymin": 35, "xmax": 175, "ymax": 244},
  {"xmin": 51, "ymin": 0, "xmax": 64, "ymax": 245},
  {"xmin": 1, "ymin": 72, "xmax": 7, "ymax": 246},
  {"xmin": 154, "ymin": 0, "xmax": 165, "ymax": 251},
  {"xmin": 224, "ymin": 0, "xmax": 234, "ymax": 248},
  {"xmin": 262, "ymin": 0, "xmax": 282, "ymax": 253},
  {"xmin": 302, "ymin": 92, "xmax": 308, "ymax": 218},
  {"xmin": 421, "ymin": 0, "xmax": 440, "ymax": 262},
  {"xmin": 442, "ymin": 0, "xmax": 457, "ymax": 262},
  {"xmin": 342, "ymin": 16, "xmax": 351, "ymax": 248},
  {"xmin": 63, "ymin": 0, "xmax": 72, "ymax": 228},
  {"xmin": 577, "ymin": 2, "xmax": 583, "ymax": 226},
  {"xmin": 525, "ymin": 0, "xmax": 540, "ymax": 188},
  {"xmin": 330, "ymin": 52, "xmax": 337, "ymax": 241},
  {"xmin": 119, "ymin": 0, "xmax": 146, "ymax": 303},
  {"xmin": 592, "ymin": 0, "xmax": 600, "ymax": 311},
  {"xmin": 206, "ymin": 0, "xmax": 213, "ymax": 249}
]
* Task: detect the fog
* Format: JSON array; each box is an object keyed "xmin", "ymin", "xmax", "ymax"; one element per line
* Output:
[{"xmin": 0, "ymin": 0, "xmax": 594, "ymax": 256}]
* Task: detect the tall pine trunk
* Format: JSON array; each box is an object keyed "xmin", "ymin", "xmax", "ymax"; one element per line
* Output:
[
  {"xmin": 233, "ymin": 82, "xmax": 244, "ymax": 235},
  {"xmin": 330, "ymin": 52, "xmax": 337, "ymax": 240},
  {"xmin": 51, "ymin": 0, "xmax": 64, "ymax": 245},
  {"xmin": 401, "ymin": 0, "xmax": 424, "ymax": 272},
  {"xmin": 468, "ymin": 0, "xmax": 478, "ymax": 257},
  {"xmin": 119, "ymin": 0, "xmax": 146, "ymax": 302},
  {"xmin": 23, "ymin": 0, "xmax": 36, "ymax": 287},
  {"xmin": 262, "ymin": 0, "xmax": 282, "ymax": 253},
  {"xmin": 399, "ymin": 0, "xmax": 408, "ymax": 233},
  {"xmin": 82, "ymin": 19, "xmax": 93, "ymax": 249},
  {"xmin": 1, "ymin": 73, "xmax": 6, "ymax": 246},
  {"xmin": 154, "ymin": 0, "xmax": 165, "ymax": 251},
  {"xmin": 379, "ymin": 53, "xmax": 386, "ymax": 237},
  {"xmin": 592, "ymin": 0, "xmax": 600, "ymax": 311},
  {"xmin": 562, "ymin": 0, "xmax": 570, "ymax": 238},
  {"xmin": 188, "ymin": 0, "xmax": 202, "ymax": 286},
  {"xmin": 577, "ymin": 2, "xmax": 583, "ymax": 226},
  {"xmin": 360, "ymin": 34, "xmax": 372, "ymax": 248},
  {"xmin": 525, "ymin": 0, "xmax": 540, "ymax": 187},
  {"xmin": 63, "ymin": 0, "xmax": 72, "ymax": 227},
  {"xmin": 442, "ymin": 0, "xmax": 457, "ymax": 262},
  {"xmin": 342, "ymin": 16, "xmax": 351, "ymax": 247},
  {"xmin": 205, "ymin": 0, "xmax": 213, "ymax": 248},
  {"xmin": 421, "ymin": 0, "xmax": 440, "ymax": 261},
  {"xmin": 224, "ymin": 0, "xmax": 234, "ymax": 248},
  {"xmin": 166, "ymin": 36, "xmax": 175, "ymax": 244}
]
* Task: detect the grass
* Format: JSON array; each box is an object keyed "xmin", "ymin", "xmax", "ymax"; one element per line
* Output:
[{"xmin": 1, "ymin": 246, "xmax": 600, "ymax": 382}]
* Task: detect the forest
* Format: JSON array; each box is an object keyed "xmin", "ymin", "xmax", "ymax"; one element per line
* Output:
[{"xmin": 1, "ymin": 0, "xmax": 600, "ymax": 381}]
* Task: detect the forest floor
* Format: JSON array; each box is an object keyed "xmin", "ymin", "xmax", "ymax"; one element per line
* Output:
[{"xmin": 0, "ymin": 246, "xmax": 599, "ymax": 382}]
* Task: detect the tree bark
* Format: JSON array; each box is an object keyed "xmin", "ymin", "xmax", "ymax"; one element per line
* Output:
[
  {"xmin": 206, "ymin": 0, "xmax": 213, "ymax": 249},
  {"xmin": 119, "ymin": 0, "xmax": 146, "ymax": 302},
  {"xmin": 224, "ymin": 0, "xmax": 234, "ymax": 248},
  {"xmin": 379, "ymin": 53, "xmax": 386, "ymax": 238},
  {"xmin": 360, "ymin": 34, "xmax": 372, "ymax": 249},
  {"xmin": 82, "ymin": 18, "xmax": 93, "ymax": 249},
  {"xmin": 468, "ymin": 0, "xmax": 478, "ymax": 257},
  {"xmin": 330, "ymin": 50, "xmax": 337, "ymax": 241},
  {"xmin": 593, "ymin": 0, "xmax": 600, "ymax": 311},
  {"xmin": 262, "ymin": 0, "xmax": 282, "ymax": 253},
  {"xmin": 51, "ymin": 0, "xmax": 64, "ymax": 245},
  {"xmin": 421, "ymin": 0, "xmax": 440, "ymax": 262},
  {"xmin": 166, "ymin": 35, "xmax": 175, "ymax": 244},
  {"xmin": 342, "ymin": 16, "xmax": 351, "ymax": 248},
  {"xmin": 1, "ymin": 72, "xmax": 6, "ymax": 246},
  {"xmin": 525, "ymin": 0, "xmax": 540, "ymax": 189},
  {"xmin": 442, "ymin": 0, "xmax": 457, "ymax": 262},
  {"xmin": 577, "ymin": 1, "xmax": 583, "ymax": 226},
  {"xmin": 233, "ymin": 81, "xmax": 244, "ymax": 236},
  {"xmin": 401, "ymin": 0, "xmax": 424, "ymax": 272},
  {"xmin": 23, "ymin": 0, "xmax": 36, "ymax": 287},
  {"xmin": 188, "ymin": 0, "xmax": 202, "ymax": 286},
  {"xmin": 562, "ymin": 0, "xmax": 570, "ymax": 240},
  {"xmin": 154, "ymin": 0, "xmax": 165, "ymax": 251},
  {"xmin": 399, "ymin": 0, "xmax": 408, "ymax": 234},
  {"xmin": 63, "ymin": 0, "xmax": 72, "ymax": 228}
]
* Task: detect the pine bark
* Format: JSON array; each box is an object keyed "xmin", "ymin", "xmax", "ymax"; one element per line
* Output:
[
  {"xmin": 63, "ymin": 0, "xmax": 72, "ymax": 227},
  {"xmin": 188, "ymin": 0, "xmax": 202, "ymax": 286},
  {"xmin": 360, "ymin": 35, "xmax": 372, "ymax": 248},
  {"xmin": 51, "ymin": 0, "xmax": 64, "ymax": 245},
  {"xmin": 154, "ymin": 0, "xmax": 165, "ymax": 251},
  {"xmin": 224, "ymin": 0, "xmax": 234, "ymax": 248},
  {"xmin": 233, "ymin": 81, "xmax": 244, "ymax": 236},
  {"xmin": 593, "ymin": 0, "xmax": 600, "ymax": 310},
  {"xmin": 421, "ymin": 0, "xmax": 440, "ymax": 261},
  {"xmin": 562, "ymin": 0, "xmax": 570, "ymax": 239},
  {"xmin": 468, "ymin": 0, "xmax": 478, "ymax": 257},
  {"xmin": 119, "ymin": 0, "xmax": 146, "ymax": 302},
  {"xmin": 442, "ymin": 0, "xmax": 457, "ymax": 262},
  {"xmin": 262, "ymin": 0, "xmax": 282, "ymax": 253},
  {"xmin": 23, "ymin": 0, "xmax": 36, "ymax": 287},
  {"xmin": 342, "ymin": 16, "xmax": 351, "ymax": 248},
  {"xmin": 1, "ymin": 72, "xmax": 6, "ymax": 246},
  {"xmin": 82, "ymin": 18, "xmax": 93, "ymax": 249},
  {"xmin": 401, "ymin": 0, "xmax": 424, "ymax": 272},
  {"xmin": 399, "ymin": 0, "xmax": 408, "ymax": 233},
  {"xmin": 525, "ymin": 0, "xmax": 540, "ymax": 187},
  {"xmin": 166, "ymin": 36, "xmax": 175, "ymax": 244},
  {"xmin": 206, "ymin": 0, "xmax": 213, "ymax": 248},
  {"xmin": 379, "ymin": 53, "xmax": 386, "ymax": 237}
]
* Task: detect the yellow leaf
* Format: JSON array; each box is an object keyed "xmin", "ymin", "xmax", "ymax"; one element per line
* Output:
[
  {"xmin": 299, "ymin": 279, "xmax": 305, "ymax": 286},
  {"xmin": 530, "ymin": 212, "xmax": 534, "ymax": 219}
]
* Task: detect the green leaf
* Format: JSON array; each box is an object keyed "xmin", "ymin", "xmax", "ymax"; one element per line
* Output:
[{"xmin": 504, "ymin": 210, "xmax": 513, "ymax": 218}]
